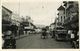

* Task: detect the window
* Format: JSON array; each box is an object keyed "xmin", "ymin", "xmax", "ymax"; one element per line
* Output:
[
  {"xmin": 61, "ymin": 16, "xmax": 62, "ymax": 22},
  {"xmin": 64, "ymin": 16, "xmax": 65, "ymax": 20},
  {"xmin": 64, "ymin": 11, "xmax": 65, "ymax": 14}
]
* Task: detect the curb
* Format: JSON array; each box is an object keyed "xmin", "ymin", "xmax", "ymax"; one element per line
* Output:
[{"xmin": 15, "ymin": 35, "xmax": 28, "ymax": 40}]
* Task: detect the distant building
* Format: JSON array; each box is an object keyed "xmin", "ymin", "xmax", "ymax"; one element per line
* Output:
[
  {"xmin": 11, "ymin": 13, "xmax": 21, "ymax": 26},
  {"xmin": 49, "ymin": 23, "xmax": 55, "ymax": 31},
  {"xmin": 20, "ymin": 16, "xmax": 35, "ymax": 33},
  {"xmin": 35, "ymin": 25, "xmax": 45, "ymax": 29}
]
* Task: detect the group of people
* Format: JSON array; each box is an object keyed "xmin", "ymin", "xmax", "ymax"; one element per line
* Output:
[
  {"xmin": 68, "ymin": 30, "xmax": 79, "ymax": 48},
  {"xmin": 41, "ymin": 28, "xmax": 51, "ymax": 39},
  {"xmin": 2, "ymin": 23, "xmax": 18, "ymax": 49},
  {"xmin": 41, "ymin": 28, "xmax": 47, "ymax": 39}
]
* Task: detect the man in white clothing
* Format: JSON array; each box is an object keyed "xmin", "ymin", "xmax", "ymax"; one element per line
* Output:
[{"xmin": 70, "ymin": 31, "xmax": 75, "ymax": 47}]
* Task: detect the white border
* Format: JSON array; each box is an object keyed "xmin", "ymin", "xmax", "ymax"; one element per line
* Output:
[{"xmin": 0, "ymin": 0, "xmax": 80, "ymax": 51}]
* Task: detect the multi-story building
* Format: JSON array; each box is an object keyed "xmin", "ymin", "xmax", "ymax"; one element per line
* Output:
[
  {"xmin": 11, "ymin": 13, "xmax": 21, "ymax": 26},
  {"xmin": 2, "ymin": 6, "xmax": 12, "ymax": 32},
  {"xmin": 2, "ymin": 6, "xmax": 12, "ymax": 24},
  {"xmin": 20, "ymin": 16, "xmax": 35, "ymax": 35},
  {"xmin": 57, "ymin": 5, "xmax": 65, "ymax": 26}
]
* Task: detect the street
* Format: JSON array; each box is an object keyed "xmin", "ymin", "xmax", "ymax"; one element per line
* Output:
[
  {"xmin": 16, "ymin": 34, "xmax": 72, "ymax": 49},
  {"xmin": 2, "ymin": 0, "xmax": 79, "ymax": 49}
]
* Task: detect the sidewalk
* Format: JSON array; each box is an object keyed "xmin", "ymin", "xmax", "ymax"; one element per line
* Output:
[{"xmin": 15, "ymin": 34, "xmax": 29, "ymax": 40}]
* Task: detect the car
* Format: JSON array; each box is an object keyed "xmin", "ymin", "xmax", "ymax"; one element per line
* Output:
[{"xmin": 54, "ymin": 26, "xmax": 67, "ymax": 41}]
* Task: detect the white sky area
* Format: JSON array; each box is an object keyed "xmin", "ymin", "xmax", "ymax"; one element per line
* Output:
[{"xmin": 2, "ymin": 0, "xmax": 62, "ymax": 26}]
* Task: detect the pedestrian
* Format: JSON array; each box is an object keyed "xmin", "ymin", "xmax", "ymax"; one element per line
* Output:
[
  {"xmin": 73, "ymin": 31, "xmax": 79, "ymax": 48},
  {"xmin": 2, "ymin": 33, "xmax": 5, "ymax": 49},
  {"xmin": 3, "ymin": 25, "xmax": 16, "ymax": 49},
  {"xmin": 45, "ymin": 30, "xmax": 48, "ymax": 38},
  {"xmin": 41, "ymin": 28, "xmax": 47, "ymax": 39},
  {"xmin": 70, "ymin": 31, "xmax": 75, "ymax": 47},
  {"xmin": 51, "ymin": 31, "xmax": 54, "ymax": 38},
  {"xmin": 3, "ymin": 30, "xmax": 11, "ymax": 49},
  {"xmin": 67, "ymin": 30, "xmax": 72, "ymax": 40}
]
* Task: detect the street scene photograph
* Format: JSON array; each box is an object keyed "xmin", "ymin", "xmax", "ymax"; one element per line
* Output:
[{"xmin": 2, "ymin": 0, "xmax": 79, "ymax": 49}]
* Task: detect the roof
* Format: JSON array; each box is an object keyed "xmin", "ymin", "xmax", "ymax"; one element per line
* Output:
[
  {"xmin": 50, "ymin": 23, "xmax": 55, "ymax": 25},
  {"xmin": 57, "ymin": 13, "xmax": 59, "ymax": 15},
  {"xmin": 2, "ymin": 6, "xmax": 12, "ymax": 13},
  {"xmin": 57, "ymin": 5, "xmax": 65, "ymax": 10}
]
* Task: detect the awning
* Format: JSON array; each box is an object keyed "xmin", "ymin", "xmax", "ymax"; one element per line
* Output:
[{"xmin": 2, "ymin": 19, "xmax": 11, "ymax": 24}]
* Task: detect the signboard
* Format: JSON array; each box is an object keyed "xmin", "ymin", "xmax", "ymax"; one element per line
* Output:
[
  {"xmin": 24, "ymin": 26, "xmax": 33, "ymax": 29},
  {"xmin": 24, "ymin": 27, "xmax": 31, "ymax": 29}
]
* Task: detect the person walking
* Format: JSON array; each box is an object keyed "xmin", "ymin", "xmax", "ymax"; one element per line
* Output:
[
  {"xmin": 70, "ymin": 31, "xmax": 75, "ymax": 47},
  {"xmin": 41, "ymin": 28, "xmax": 47, "ymax": 39},
  {"xmin": 67, "ymin": 30, "xmax": 72, "ymax": 40}
]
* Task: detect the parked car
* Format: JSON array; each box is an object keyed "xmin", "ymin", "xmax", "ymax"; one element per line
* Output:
[{"xmin": 54, "ymin": 26, "xmax": 67, "ymax": 41}]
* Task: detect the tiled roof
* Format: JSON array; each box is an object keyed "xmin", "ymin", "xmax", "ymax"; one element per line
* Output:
[{"xmin": 57, "ymin": 5, "xmax": 65, "ymax": 10}]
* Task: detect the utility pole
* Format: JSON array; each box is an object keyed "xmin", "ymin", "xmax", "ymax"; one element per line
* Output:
[
  {"xmin": 18, "ymin": 0, "xmax": 20, "ymax": 38},
  {"xmin": 63, "ymin": 1, "xmax": 68, "ymax": 29}
]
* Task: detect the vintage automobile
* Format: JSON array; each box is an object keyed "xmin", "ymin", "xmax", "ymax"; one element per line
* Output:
[{"xmin": 54, "ymin": 26, "xmax": 67, "ymax": 41}]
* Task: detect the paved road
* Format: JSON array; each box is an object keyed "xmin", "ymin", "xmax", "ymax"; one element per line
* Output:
[{"xmin": 16, "ymin": 34, "xmax": 72, "ymax": 49}]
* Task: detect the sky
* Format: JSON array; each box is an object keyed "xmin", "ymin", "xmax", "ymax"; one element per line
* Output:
[{"xmin": 2, "ymin": 0, "xmax": 62, "ymax": 26}]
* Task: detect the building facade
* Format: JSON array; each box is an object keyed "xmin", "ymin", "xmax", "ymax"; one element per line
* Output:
[
  {"xmin": 2, "ymin": 6, "xmax": 12, "ymax": 32},
  {"xmin": 57, "ymin": 5, "xmax": 65, "ymax": 25},
  {"xmin": 20, "ymin": 16, "xmax": 35, "ymax": 35},
  {"xmin": 2, "ymin": 6, "xmax": 12, "ymax": 24},
  {"xmin": 11, "ymin": 13, "xmax": 21, "ymax": 26}
]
